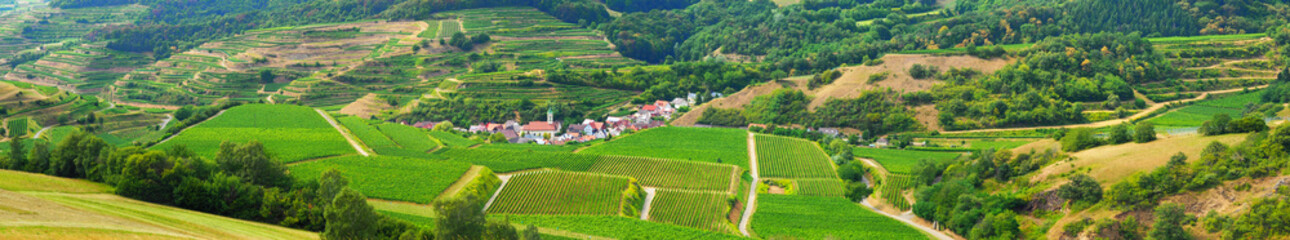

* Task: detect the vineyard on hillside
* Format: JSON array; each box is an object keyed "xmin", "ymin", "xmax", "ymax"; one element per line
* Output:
[
  {"xmin": 579, "ymin": 127, "xmax": 750, "ymax": 169},
  {"xmin": 648, "ymin": 190, "xmax": 734, "ymax": 233},
  {"xmin": 852, "ymin": 147, "xmax": 961, "ymax": 174},
  {"xmin": 794, "ymin": 179, "xmax": 846, "ymax": 198},
  {"xmin": 152, "ymin": 104, "xmax": 354, "ymax": 163},
  {"xmin": 428, "ymin": 131, "xmax": 479, "ymax": 147},
  {"xmin": 287, "ymin": 155, "xmax": 472, "ymax": 204},
  {"xmin": 588, "ymin": 156, "xmax": 737, "ymax": 191},
  {"xmin": 487, "ymin": 171, "xmax": 635, "ymax": 215},
  {"xmin": 755, "ymin": 134, "xmax": 837, "ymax": 179},
  {"xmin": 376, "ymin": 123, "xmax": 440, "ymax": 151},
  {"xmin": 437, "ymin": 148, "xmax": 599, "ymax": 172},
  {"xmin": 881, "ymin": 174, "xmax": 916, "ymax": 210},
  {"xmin": 751, "ymin": 195, "xmax": 927, "ymax": 239}
]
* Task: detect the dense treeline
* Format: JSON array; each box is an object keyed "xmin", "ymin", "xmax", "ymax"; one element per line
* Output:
[
  {"xmin": 50, "ymin": 0, "xmax": 136, "ymax": 8},
  {"xmin": 604, "ymin": 0, "xmax": 698, "ymax": 13},
  {"xmin": 0, "ymin": 130, "xmax": 543, "ymax": 240},
  {"xmin": 933, "ymin": 33, "xmax": 1176, "ymax": 129},
  {"xmin": 381, "ymin": 0, "xmax": 610, "ymax": 24},
  {"xmin": 1264, "ymin": 68, "xmax": 1290, "ymax": 103},
  {"xmin": 699, "ymin": 89, "xmax": 922, "ymax": 136},
  {"xmin": 909, "ymin": 147, "xmax": 1065, "ymax": 239}
]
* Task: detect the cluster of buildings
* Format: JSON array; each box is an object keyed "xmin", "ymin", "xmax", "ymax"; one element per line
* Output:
[{"xmin": 410, "ymin": 97, "xmax": 701, "ymax": 145}]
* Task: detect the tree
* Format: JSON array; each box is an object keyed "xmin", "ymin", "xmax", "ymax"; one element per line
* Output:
[
  {"xmin": 489, "ymin": 133, "xmax": 508, "ymax": 143},
  {"xmin": 432, "ymin": 122, "xmax": 454, "ymax": 131},
  {"xmin": 1150, "ymin": 203, "xmax": 1193, "ymax": 240},
  {"xmin": 323, "ymin": 188, "xmax": 380, "ymax": 240},
  {"xmin": 1134, "ymin": 122, "xmax": 1157, "ymax": 143},
  {"xmin": 318, "ymin": 168, "xmax": 349, "ymax": 208},
  {"xmin": 216, "ymin": 141, "xmax": 292, "ymax": 188},
  {"xmin": 435, "ymin": 197, "xmax": 486, "ymax": 240},
  {"xmin": 1110, "ymin": 123, "xmax": 1131, "ymax": 144},
  {"xmin": 1056, "ymin": 174, "xmax": 1102, "ymax": 205},
  {"xmin": 1199, "ymin": 114, "xmax": 1232, "ymax": 135},
  {"xmin": 1061, "ymin": 128, "xmax": 1102, "ymax": 152},
  {"xmin": 174, "ymin": 106, "xmax": 195, "ymax": 121},
  {"xmin": 260, "ymin": 69, "xmax": 276, "ymax": 84},
  {"xmin": 6, "ymin": 136, "xmax": 25, "ymax": 170},
  {"xmin": 522, "ymin": 225, "xmax": 541, "ymax": 240},
  {"xmin": 484, "ymin": 219, "xmax": 519, "ymax": 240},
  {"xmin": 24, "ymin": 141, "xmax": 50, "ymax": 173}
]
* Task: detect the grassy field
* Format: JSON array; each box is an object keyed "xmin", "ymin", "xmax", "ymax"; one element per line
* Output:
[
  {"xmin": 1145, "ymin": 91, "xmax": 1263, "ymax": 127},
  {"xmin": 287, "ymin": 155, "xmax": 471, "ymax": 204},
  {"xmin": 0, "ymin": 170, "xmax": 316, "ymax": 240},
  {"xmin": 580, "ymin": 127, "xmax": 750, "ymax": 169},
  {"xmin": 794, "ymin": 179, "xmax": 846, "ymax": 198},
  {"xmin": 852, "ymin": 147, "xmax": 961, "ymax": 174},
  {"xmin": 648, "ymin": 190, "xmax": 734, "ymax": 233},
  {"xmin": 755, "ymin": 135, "xmax": 836, "ymax": 179},
  {"xmin": 153, "ymin": 104, "xmax": 354, "ymax": 163},
  {"xmin": 751, "ymin": 195, "xmax": 926, "ymax": 239},
  {"xmin": 437, "ymin": 147, "xmax": 598, "ymax": 172},
  {"xmin": 487, "ymin": 171, "xmax": 632, "ymax": 215},
  {"xmin": 588, "ymin": 155, "xmax": 736, "ymax": 191},
  {"xmin": 503, "ymin": 215, "xmax": 747, "ymax": 240}
]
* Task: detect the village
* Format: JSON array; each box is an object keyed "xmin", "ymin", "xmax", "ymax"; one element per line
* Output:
[{"xmin": 406, "ymin": 95, "xmax": 703, "ymax": 145}]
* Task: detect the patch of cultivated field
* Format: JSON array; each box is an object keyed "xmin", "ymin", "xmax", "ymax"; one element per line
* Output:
[
  {"xmin": 588, "ymin": 155, "xmax": 737, "ymax": 191},
  {"xmin": 580, "ymin": 127, "xmax": 750, "ymax": 169},
  {"xmin": 502, "ymin": 215, "xmax": 747, "ymax": 240},
  {"xmin": 793, "ymin": 179, "xmax": 845, "ymax": 198},
  {"xmin": 755, "ymin": 134, "xmax": 836, "ymax": 179},
  {"xmin": 1031, "ymin": 133, "xmax": 1249, "ymax": 186},
  {"xmin": 428, "ymin": 131, "xmax": 479, "ymax": 147},
  {"xmin": 487, "ymin": 171, "xmax": 632, "ymax": 215},
  {"xmin": 287, "ymin": 155, "xmax": 471, "ymax": 204},
  {"xmin": 852, "ymin": 147, "xmax": 961, "ymax": 174},
  {"xmin": 648, "ymin": 190, "xmax": 734, "ymax": 233},
  {"xmin": 153, "ymin": 104, "xmax": 354, "ymax": 163},
  {"xmin": 437, "ymin": 148, "xmax": 598, "ymax": 172},
  {"xmin": 0, "ymin": 170, "xmax": 316, "ymax": 240},
  {"xmin": 751, "ymin": 195, "xmax": 926, "ymax": 240},
  {"xmin": 1145, "ymin": 91, "xmax": 1263, "ymax": 127}
]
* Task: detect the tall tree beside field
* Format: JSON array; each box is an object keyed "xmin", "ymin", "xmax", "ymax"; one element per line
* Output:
[
  {"xmin": 5, "ymin": 136, "xmax": 24, "ymax": 170},
  {"xmin": 1134, "ymin": 122, "xmax": 1157, "ymax": 143},
  {"xmin": 318, "ymin": 168, "xmax": 349, "ymax": 208},
  {"xmin": 1109, "ymin": 123, "xmax": 1131, "ymax": 144},
  {"xmin": 216, "ymin": 141, "xmax": 292, "ymax": 188},
  {"xmin": 323, "ymin": 188, "xmax": 380, "ymax": 240},
  {"xmin": 1056, "ymin": 174, "xmax": 1102, "ymax": 206},
  {"xmin": 435, "ymin": 197, "xmax": 487, "ymax": 240}
]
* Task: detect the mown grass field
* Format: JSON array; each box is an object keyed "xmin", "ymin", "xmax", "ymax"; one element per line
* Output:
[
  {"xmin": 755, "ymin": 135, "xmax": 836, "ymax": 179},
  {"xmin": 153, "ymin": 104, "xmax": 354, "ymax": 163},
  {"xmin": 437, "ymin": 147, "xmax": 598, "ymax": 172},
  {"xmin": 852, "ymin": 147, "xmax": 961, "ymax": 174},
  {"xmin": 1145, "ymin": 91, "xmax": 1263, "ymax": 127},
  {"xmin": 580, "ymin": 127, "xmax": 750, "ymax": 169},
  {"xmin": 751, "ymin": 195, "xmax": 925, "ymax": 240},
  {"xmin": 487, "ymin": 171, "xmax": 631, "ymax": 215},
  {"xmin": 648, "ymin": 190, "xmax": 734, "ymax": 233},
  {"xmin": 0, "ymin": 170, "xmax": 316, "ymax": 240},
  {"xmin": 588, "ymin": 155, "xmax": 736, "ymax": 191},
  {"xmin": 288, "ymin": 155, "xmax": 471, "ymax": 204}
]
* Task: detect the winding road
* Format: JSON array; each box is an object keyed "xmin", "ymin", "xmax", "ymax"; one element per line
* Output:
[
  {"xmin": 738, "ymin": 132, "xmax": 759, "ymax": 237},
  {"xmin": 32, "ymin": 126, "xmax": 53, "ymax": 138},
  {"xmin": 640, "ymin": 187, "xmax": 657, "ymax": 220}
]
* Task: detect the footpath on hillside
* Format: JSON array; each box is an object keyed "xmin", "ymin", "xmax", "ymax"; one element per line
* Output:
[{"xmin": 738, "ymin": 132, "xmax": 759, "ymax": 237}]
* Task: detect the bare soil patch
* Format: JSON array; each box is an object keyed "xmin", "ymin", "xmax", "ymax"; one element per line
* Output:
[
  {"xmin": 808, "ymin": 54, "xmax": 1012, "ymax": 110},
  {"xmin": 338, "ymin": 93, "xmax": 393, "ymax": 119}
]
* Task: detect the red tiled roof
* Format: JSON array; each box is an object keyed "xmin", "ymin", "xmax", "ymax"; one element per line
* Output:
[
  {"xmin": 655, "ymin": 100, "xmax": 670, "ymax": 106},
  {"xmin": 642, "ymin": 105, "xmax": 658, "ymax": 111},
  {"xmin": 523, "ymin": 121, "xmax": 558, "ymax": 132}
]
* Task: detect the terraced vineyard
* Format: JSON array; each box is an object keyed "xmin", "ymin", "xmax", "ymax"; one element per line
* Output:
[
  {"xmin": 881, "ymin": 174, "xmax": 916, "ymax": 211},
  {"xmin": 754, "ymin": 134, "xmax": 836, "ymax": 179},
  {"xmin": 752, "ymin": 195, "xmax": 926, "ymax": 239},
  {"xmin": 580, "ymin": 127, "xmax": 750, "ymax": 169},
  {"xmin": 487, "ymin": 171, "xmax": 634, "ymax": 215},
  {"xmin": 437, "ymin": 147, "xmax": 599, "ymax": 172},
  {"xmin": 648, "ymin": 190, "xmax": 734, "ymax": 233},
  {"xmin": 588, "ymin": 156, "xmax": 736, "ymax": 191},
  {"xmin": 794, "ymin": 179, "xmax": 846, "ymax": 198},
  {"xmin": 152, "ymin": 104, "xmax": 354, "ymax": 163},
  {"xmin": 288, "ymin": 155, "xmax": 471, "ymax": 204}
]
